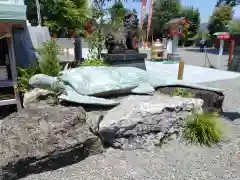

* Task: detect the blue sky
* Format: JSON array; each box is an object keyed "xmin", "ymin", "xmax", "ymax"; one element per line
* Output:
[{"xmin": 118, "ymin": 0, "xmax": 240, "ymax": 23}]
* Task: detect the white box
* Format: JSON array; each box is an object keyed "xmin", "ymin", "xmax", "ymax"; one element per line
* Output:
[{"xmin": 0, "ymin": 66, "xmax": 8, "ymax": 80}]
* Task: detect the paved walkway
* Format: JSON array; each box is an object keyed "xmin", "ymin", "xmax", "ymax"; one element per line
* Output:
[
  {"xmin": 146, "ymin": 61, "xmax": 240, "ymax": 84},
  {"xmin": 145, "ymin": 47, "xmax": 240, "ymax": 84},
  {"xmin": 179, "ymin": 47, "xmax": 229, "ymax": 70}
]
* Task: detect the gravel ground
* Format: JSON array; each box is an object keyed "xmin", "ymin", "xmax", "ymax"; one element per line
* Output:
[{"xmin": 21, "ymin": 77, "xmax": 240, "ymax": 180}]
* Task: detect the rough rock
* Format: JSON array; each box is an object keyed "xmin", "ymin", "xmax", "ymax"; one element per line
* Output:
[
  {"xmin": 99, "ymin": 95, "xmax": 203, "ymax": 150},
  {"xmin": 23, "ymin": 88, "xmax": 54, "ymax": 108},
  {"xmin": 158, "ymin": 86, "xmax": 224, "ymax": 112},
  {"xmin": 0, "ymin": 106, "xmax": 104, "ymax": 180}
]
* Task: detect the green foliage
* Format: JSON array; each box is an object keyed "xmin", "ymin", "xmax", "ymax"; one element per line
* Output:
[
  {"xmin": 36, "ymin": 39, "xmax": 61, "ymax": 76},
  {"xmin": 15, "ymin": 65, "xmax": 41, "ymax": 92},
  {"xmin": 170, "ymin": 88, "xmax": 193, "ymax": 98},
  {"xmin": 144, "ymin": 0, "xmax": 200, "ymax": 40},
  {"xmin": 216, "ymin": 0, "xmax": 239, "ymax": 7},
  {"xmin": 227, "ymin": 19, "xmax": 240, "ymax": 33},
  {"xmin": 16, "ymin": 39, "xmax": 62, "ymax": 93},
  {"xmin": 182, "ymin": 112, "xmax": 224, "ymax": 147},
  {"xmin": 109, "ymin": 1, "xmax": 127, "ymax": 28},
  {"xmin": 180, "ymin": 6, "xmax": 200, "ymax": 42},
  {"xmin": 208, "ymin": 5, "xmax": 233, "ymax": 35},
  {"xmin": 150, "ymin": 0, "xmax": 181, "ymax": 36},
  {"xmin": 80, "ymin": 58, "xmax": 109, "ymax": 67},
  {"xmin": 25, "ymin": 0, "xmax": 89, "ymax": 36},
  {"xmin": 84, "ymin": 0, "xmax": 107, "ymax": 59}
]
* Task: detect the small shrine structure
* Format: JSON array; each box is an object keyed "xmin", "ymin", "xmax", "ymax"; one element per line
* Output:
[
  {"xmin": 165, "ymin": 17, "xmax": 190, "ymax": 61},
  {"xmin": 0, "ymin": 0, "xmax": 27, "ymax": 111}
]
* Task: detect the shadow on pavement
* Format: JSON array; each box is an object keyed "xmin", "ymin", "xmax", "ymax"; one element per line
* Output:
[
  {"xmin": 184, "ymin": 48, "xmax": 229, "ymax": 55},
  {"xmin": 221, "ymin": 111, "xmax": 240, "ymax": 121}
]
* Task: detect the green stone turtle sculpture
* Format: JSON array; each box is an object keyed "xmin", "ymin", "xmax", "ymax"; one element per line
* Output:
[{"xmin": 29, "ymin": 66, "xmax": 225, "ymax": 106}]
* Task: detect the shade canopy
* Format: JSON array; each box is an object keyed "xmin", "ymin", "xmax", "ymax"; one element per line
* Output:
[
  {"xmin": 0, "ymin": 4, "xmax": 26, "ymax": 22},
  {"xmin": 213, "ymin": 32, "xmax": 230, "ymax": 36}
]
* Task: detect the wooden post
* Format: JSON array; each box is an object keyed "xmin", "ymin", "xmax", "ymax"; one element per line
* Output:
[
  {"xmin": 228, "ymin": 40, "xmax": 235, "ymax": 65},
  {"xmin": 7, "ymin": 25, "xmax": 22, "ymax": 111},
  {"xmin": 177, "ymin": 60, "xmax": 184, "ymax": 80}
]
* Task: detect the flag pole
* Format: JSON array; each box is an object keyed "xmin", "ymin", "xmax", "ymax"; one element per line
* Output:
[{"xmin": 147, "ymin": 0, "xmax": 153, "ymax": 45}]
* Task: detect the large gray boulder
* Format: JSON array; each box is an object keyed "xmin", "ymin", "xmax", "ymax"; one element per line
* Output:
[
  {"xmin": 99, "ymin": 95, "xmax": 203, "ymax": 150},
  {"xmin": 0, "ymin": 106, "xmax": 104, "ymax": 180},
  {"xmin": 23, "ymin": 88, "xmax": 54, "ymax": 108}
]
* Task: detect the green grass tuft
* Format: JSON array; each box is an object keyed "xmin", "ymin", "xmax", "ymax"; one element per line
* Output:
[
  {"xmin": 170, "ymin": 88, "xmax": 193, "ymax": 98},
  {"xmin": 182, "ymin": 112, "xmax": 224, "ymax": 147}
]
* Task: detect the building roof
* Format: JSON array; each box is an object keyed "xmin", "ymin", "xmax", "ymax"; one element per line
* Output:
[
  {"xmin": 166, "ymin": 17, "xmax": 190, "ymax": 25},
  {"xmin": 164, "ymin": 17, "xmax": 190, "ymax": 29},
  {"xmin": 213, "ymin": 32, "xmax": 230, "ymax": 36},
  {"xmin": 0, "ymin": 4, "xmax": 26, "ymax": 22}
]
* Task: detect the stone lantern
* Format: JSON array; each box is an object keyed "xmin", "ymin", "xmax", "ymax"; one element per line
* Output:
[{"xmin": 151, "ymin": 39, "xmax": 164, "ymax": 60}]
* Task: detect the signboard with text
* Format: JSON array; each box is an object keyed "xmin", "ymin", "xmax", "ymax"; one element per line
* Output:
[{"xmin": 217, "ymin": 34, "xmax": 230, "ymax": 40}]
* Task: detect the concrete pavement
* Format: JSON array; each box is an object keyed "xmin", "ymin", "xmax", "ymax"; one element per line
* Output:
[{"xmin": 179, "ymin": 47, "xmax": 229, "ymax": 70}]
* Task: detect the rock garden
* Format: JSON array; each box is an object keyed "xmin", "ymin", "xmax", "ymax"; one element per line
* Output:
[{"xmin": 0, "ymin": 39, "xmax": 229, "ymax": 180}]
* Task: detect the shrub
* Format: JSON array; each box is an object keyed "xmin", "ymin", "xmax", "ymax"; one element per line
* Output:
[
  {"xmin": 182, "ymin": 112, "xmax": 224, "ymax": 147},
  {"xmin": 170, "ymin": 88, "xmax": 193, "ymax": 98},
  {"xmin": 80, "ymin": 58, "xmax": 109, "ymax": 67},
  {"xmin": 16, "ymin": 65, "xmax": 41, "ymax": 92},
  {"xmin": 36, "ymin": 39, "xmax": 61, "ymax": 76},
  {"xmin": 16, "ymin": 39, "xmax": 62, "ymax": 93}
]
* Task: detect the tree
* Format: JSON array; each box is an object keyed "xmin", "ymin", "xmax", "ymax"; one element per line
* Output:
[
  {"xmin": 216, "ymin": 0, "xmax": 240, "ymax": 6},
  {"xmin": 109, "ymin": 1, "xmax": 127, "ymax": 27},
  {"xmin": 151, "ymin": 0, "xmax": 181, "ymax": 38},
  {"xmin": 208, "ymin": 5, "xmax": 233, "ymax": 35},
  {"xmin": 227, "ymin": 19, "xmax": 240, "ymax": 32},
  {"xmin": 180, "ymin": 6, "xmax": 200, "ymax": 39},
  {"xmin": 24, "ymin": 0, "xmax": 89, "ymax": 37},
  {"xmin": 85, "ymin": 0, "xmax": 109, "ymax": 59}
]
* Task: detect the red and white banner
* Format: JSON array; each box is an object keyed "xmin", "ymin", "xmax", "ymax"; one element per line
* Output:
[
  {"xmin": 140, "ymin": 0, "xmax": 147, "ymax": 28},
  {"xmin": 147, "ymin": 0, "xmax": 153, "ymax": 38}
]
